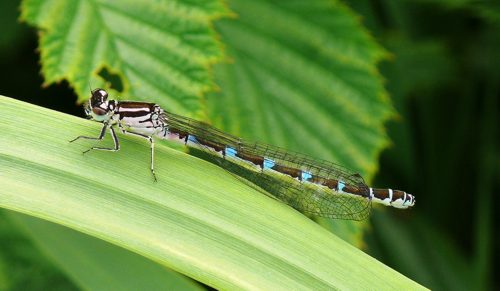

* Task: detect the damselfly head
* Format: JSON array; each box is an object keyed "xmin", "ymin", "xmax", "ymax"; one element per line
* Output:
[
  {"xmin": 90, "ymin": 88, "xmax": 108, "ymax": 106},
  {"xmin": 88, "ymin": 88, "xmax": 108, "ymax": 116},
  {"xmin": 87, "ymin": 88, "xmax": 112, "ymax": 121}
]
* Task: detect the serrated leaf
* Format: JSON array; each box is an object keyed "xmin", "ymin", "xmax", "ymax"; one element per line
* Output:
[
  {"xmin": 0, "ymin": 96, "xmax": 424, "ymax": 289},
  {"xmin": 210, "ymin": 0, "xmax": 393, "ymax": 178},
  {"xmin": 209, "ymin": 0, "xmax": 394, "ymax": 244},
  {"xmin": 21, "ymin": 0, "xmax": 227, "ymax": 114}
]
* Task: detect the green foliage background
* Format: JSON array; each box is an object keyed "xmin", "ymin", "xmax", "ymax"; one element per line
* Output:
[{"xmin": 0, "ymin": 0, "xmax": 498, "ymax": 290}]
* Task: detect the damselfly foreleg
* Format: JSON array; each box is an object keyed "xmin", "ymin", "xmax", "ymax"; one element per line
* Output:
[
  {"xmin": 69, "ymin": 122, "xmax": 108, "ymax": 143},
  {"xmin": 70, "ymin": 123, "xmax": 120, "ymax": 154}
]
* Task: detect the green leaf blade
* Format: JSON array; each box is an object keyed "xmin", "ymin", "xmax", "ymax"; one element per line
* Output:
[
  {"xmin": 6, "ymin": 211, "xmax": 203, "ymax": 291},
  {"xmin": 0, "ymin": 96, "xmax": 424, "ymax": 289}
]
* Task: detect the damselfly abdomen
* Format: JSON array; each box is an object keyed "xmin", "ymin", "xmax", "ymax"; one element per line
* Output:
[{"xmin": 71, "ymin": 89, "xmax": 415, "ymax": 220}]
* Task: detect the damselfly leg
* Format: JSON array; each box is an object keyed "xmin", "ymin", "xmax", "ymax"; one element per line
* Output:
[
  {"xmin": 69, "ymin": 122, "xmax": 108, "ymax": 143},
  {"xmin": 117, "ymin": 126, "xmax": 157, "ymax": 182},
  {"xmin": 70, "ymin": 122, "xmax": 158, "ymax": 181},
  {"xmin": 70, "ymin": 123, "xmax": 120, "ymax": 154}
]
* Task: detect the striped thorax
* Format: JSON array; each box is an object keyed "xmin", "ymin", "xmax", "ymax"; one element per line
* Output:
[{"xmin": 86, "ymin": 89, "xmax": 166, "ymax": 135}]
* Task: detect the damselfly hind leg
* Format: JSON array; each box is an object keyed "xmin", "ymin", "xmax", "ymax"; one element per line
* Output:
[{"xmin": 119, "ymin": 128, "xmax": 157, "ymax": 182}]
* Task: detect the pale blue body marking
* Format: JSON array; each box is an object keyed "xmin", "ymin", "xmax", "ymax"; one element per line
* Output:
[
  {"xmin": 338, "ymin": 180, "xmax": 346, "ymax": 192},
  {"xmin": 188, "ymin": 135, "xmax": 197, "ymax": 143},
  {"xmin": 225, "ymin": 147, "xmax": 237, "ymax": 158},
  {"xmin": 263, "ymin": 158, "xmax": 275, "ymax": 169},
  {"xmin": 301, "ymin": 171, "xmax": 312, "ymax": 181}
]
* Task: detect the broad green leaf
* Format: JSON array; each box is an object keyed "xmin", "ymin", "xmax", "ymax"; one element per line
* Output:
[
  {"xmin": 209, "ymin": 0, "xmax": 394, "ymax": 245},
  {"xmin": 7, "ymin": 211, "xmax": 202, "ymax": 291},
  {"xmin": 0, "ymin": 96, "xmax": 424, "ymax": 289},
  {"xmin": 210, "ymin": 0, "xmax": 392, "ymax": 186},
  {"xmin": 21, "ymin": 0, "xmax": 228, "ymax": 114}
]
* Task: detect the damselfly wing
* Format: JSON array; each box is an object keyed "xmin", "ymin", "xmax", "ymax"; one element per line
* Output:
[{"xmin": 164, "ymin": 111, "xmax": 372, "ymax": 220}]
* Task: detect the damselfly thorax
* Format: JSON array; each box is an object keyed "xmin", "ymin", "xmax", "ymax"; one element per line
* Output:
[{"xmin": 71, "ymin": 89, "xmax": 415, "ymax": 220}]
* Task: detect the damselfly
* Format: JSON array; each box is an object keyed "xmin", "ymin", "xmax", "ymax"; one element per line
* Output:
[{"xmin": 71, "ymin": 89, "xmax": 415, "ymax": 220}]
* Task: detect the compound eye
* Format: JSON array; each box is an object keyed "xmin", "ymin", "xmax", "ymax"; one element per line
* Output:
[
  {"xmin": 91, "ymin": 88, "xmax": 108, "ymax": 105},
  {"xmin": 92, "ymin": 106, "xmax": 107, "ymax": 116}
]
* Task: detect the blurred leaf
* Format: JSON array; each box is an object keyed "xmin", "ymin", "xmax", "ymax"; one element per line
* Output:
[
  {"xmin": 0, "ymin": 96, "xmax": 425, "ymax": 289},
  {"xmin": 377, "ymin": 37, "xmax": 455, "ymax": 182},
  {"xmin": 0, "ymin": 257, "xmax": 7, "ymax": 291},
  {"xmin": 209, "ymin": 0, "xmax": 394, "ymax": 245},
  {"xmin": 381, "ymin": 38, "xmax": 455, "ymax": 104},
  {"xmin": 370, "ymin": 211, "xmax": 473, "ymax": 291},
  {"xmin": 0, "ymin": 0, "xmax": 31, "ymax": 59},
  {"xmin": 7, "ymin": 211, "xmax": 203, "ymax": 291},
  {"xmin": 0, "ymin": 260, "xmax": 7, "ymax": 291},
  {"xmin": 471, "ymin": 72, "xmax": 498, "ymax": 291},
  {"xmin": 20, "ymin": 0, "xmax": 228, "ymax": 114},
  {"xmin": 414, "ymin": 0, "xmax": 500, "ymax": 22},
  {"xmin": 0, "ymin": 210, "xmax": 78, "ymax": 290}
]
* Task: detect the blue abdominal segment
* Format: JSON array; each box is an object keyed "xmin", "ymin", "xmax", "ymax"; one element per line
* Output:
[
  {"xmin": 301, "ymin": 171, "xmax": 312, "ymax": 181},
  {"xmin": 225, "ymin": 147, "xmax": 237, "ymax": 158},
  {"xmin": 263, "ymin": 158, "xmax": 275, "ymax": 170},
  {"xmin": 338, "ymin": 180, "xmax": 346, "ymax": 192}
]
